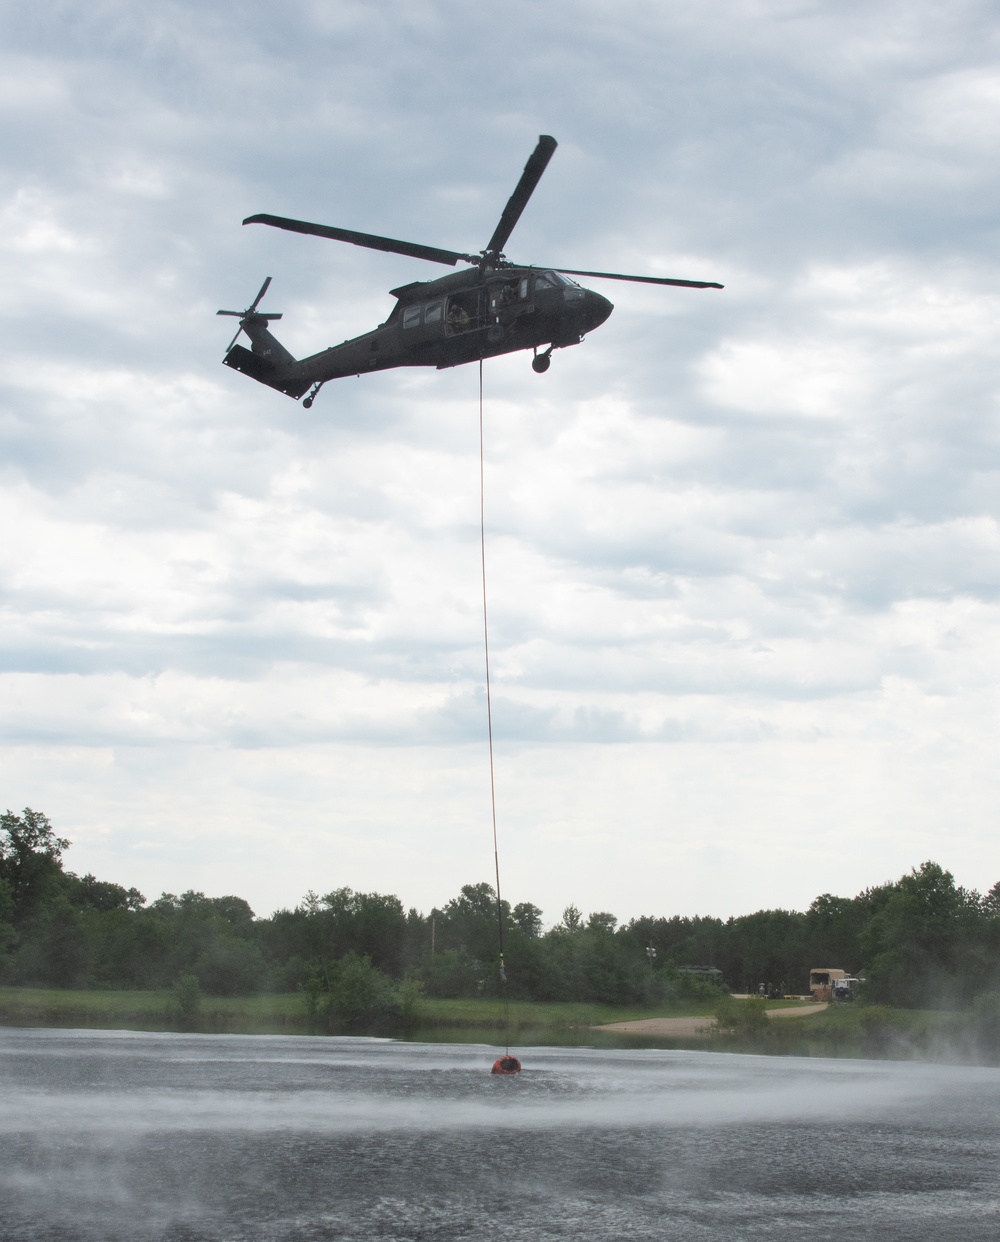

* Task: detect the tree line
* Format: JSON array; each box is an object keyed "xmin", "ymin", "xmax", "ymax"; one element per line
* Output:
[{"xmin": 3, "ymin": 807, "xmax": 999, "ymax": 1011}]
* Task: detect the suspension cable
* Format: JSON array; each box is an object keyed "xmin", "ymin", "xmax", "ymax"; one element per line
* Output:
[{"xmin": 478, "ymin": 359, "xmax": 510, "ymax": 1054}]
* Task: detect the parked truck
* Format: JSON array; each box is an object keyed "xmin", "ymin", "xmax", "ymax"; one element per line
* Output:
[
  {"xmin": 809, "ymin": 968, "xmax": 848, "ymax": 1002},
  {"xmin": 831, "ymin": 976, "xmax": 860, "ymax": 1002}
]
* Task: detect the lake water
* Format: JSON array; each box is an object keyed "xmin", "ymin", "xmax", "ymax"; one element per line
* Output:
[{"xmin": 2, "ymin": 1028, "xmax": 999, "ymax": 1240}]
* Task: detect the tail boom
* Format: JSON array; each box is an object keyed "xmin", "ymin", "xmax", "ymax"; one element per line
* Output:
[
  {"xmin": 223, "ymin": 343, "xmax": 311, "ymax": 399},
  {"xmin": 223, "ymin": 313, "xmax": 311, "ymax": 399}
]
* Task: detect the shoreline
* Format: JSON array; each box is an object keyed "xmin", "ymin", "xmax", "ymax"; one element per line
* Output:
[{"xmin": 593, "ymin": 1002, "xmax": 829, "ymax": 1037}]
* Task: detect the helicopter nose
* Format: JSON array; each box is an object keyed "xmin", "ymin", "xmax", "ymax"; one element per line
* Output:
[{"xmin": 586, "ymin": 289, "xmax": 613, "ymax": 331}]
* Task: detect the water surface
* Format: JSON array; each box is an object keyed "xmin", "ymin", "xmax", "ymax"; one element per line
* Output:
[{"xmin": 2, "ymin": 1027, "xmax": 998, "ymax": 1240}]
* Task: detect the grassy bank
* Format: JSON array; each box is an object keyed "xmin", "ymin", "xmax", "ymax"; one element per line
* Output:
[
  {"xmin": 400, "ymin": 997, "xmax": 725, "ymax": 1048},
  {"xmin": 0, "ymin": 987, "xmax": 307, "ymax": 1034},
  {"xmin": 706, "ymin": 999, "xmax": 1000, "ymax": 1064},
  {"xmin": 3, "ymin": 987, "xmax": 994, "ymax": 1063},
  {"xmin": 0, "ymin": 987, "xmax": 720, "ymax": 1040},
  {"xmin": 412, "ymin": 996, "xmax": 720, "ymax": 1029}
]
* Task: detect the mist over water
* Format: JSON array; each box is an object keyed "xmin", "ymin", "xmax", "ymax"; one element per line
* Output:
[{"xmin": 2, "ymin": 1029, "xmax": 999, "ymax": 1241}]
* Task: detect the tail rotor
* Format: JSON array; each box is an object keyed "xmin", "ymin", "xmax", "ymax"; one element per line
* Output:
[{"xmin": 217, "ymin": 276, "xmax": 282, "ymax": 352}]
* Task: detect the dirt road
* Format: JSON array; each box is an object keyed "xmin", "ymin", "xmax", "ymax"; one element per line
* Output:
[{"xmin": 593, "ymin": 1003, "xmax": 828, "ymax": 1037}]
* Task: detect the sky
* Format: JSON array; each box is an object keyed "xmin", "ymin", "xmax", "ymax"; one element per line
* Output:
[{"xmin": 2, "ymin": 0, "xmax": 1000, "ymax": 925}]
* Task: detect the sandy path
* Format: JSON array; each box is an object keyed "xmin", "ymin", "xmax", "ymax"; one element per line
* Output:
[
  {"xmin": 594, "ymin": 1003, "xmax": 828, "ymax": 1037},
  {"xmin": 767, "ymin": 1002, "xmax": 828, "ymax": 1020}
]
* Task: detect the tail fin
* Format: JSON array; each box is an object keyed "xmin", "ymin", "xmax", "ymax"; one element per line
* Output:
[
  {"xmin": 218, "ymin": 279, "xmax": 309, "ymax": 400},
  {"xmin": 223, "ymin": 340, "xmax": 310, "ymax": 399}
]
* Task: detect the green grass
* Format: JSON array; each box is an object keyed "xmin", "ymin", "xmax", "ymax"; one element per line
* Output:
[
  {"xmin": 706, "ymin": 1000, "xmax": 983, "ymax": 1062},
  {"xmin": 0, "ymin": 986, "xmax": 732, "ymax": 1040},
  {"xmin": 5, "ymin": 986, "xmax": 991, "ymax": 1063},
  {"xmin": 0, "ymin": 986, "xmax": 879, "ymax": 1056},
  {"xmin": 0, "ymin": 987, "xmax": 307, "ymax": 1034},
  {"xmin": 414, "ymin": 996, "xmax": 723, "ymax": 1029}
]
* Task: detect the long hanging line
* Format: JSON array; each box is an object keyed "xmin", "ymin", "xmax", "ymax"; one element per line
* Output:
[{"xmin": 478, "ymin": 359, "xmax": 512, "ymax": 1058}]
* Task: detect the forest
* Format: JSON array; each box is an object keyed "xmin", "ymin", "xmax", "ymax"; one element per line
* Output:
[{"xmin": 3, "ymin": 807, "xmax": 1000, "ymax": 1014}]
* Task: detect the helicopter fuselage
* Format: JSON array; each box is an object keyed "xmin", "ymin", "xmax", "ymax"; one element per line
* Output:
[{"xmin": 223, "ymin": 265, "xmax": 614, "ymax": 402}]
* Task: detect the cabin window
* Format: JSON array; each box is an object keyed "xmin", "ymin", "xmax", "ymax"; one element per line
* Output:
[
  {"xmin": 424, "ymin": 300, "xmax": 443, "ymax": 324},
  {"xmin": 402, "ymin": 305, "xmax": 422, "ymax": 329},
  {"xmin": 519, "ymin": 277, "xmax": 529, "ymax": 299},
  {"xmin": 446, "ymin": 296, "xmax": 477, "ymax": 332}
]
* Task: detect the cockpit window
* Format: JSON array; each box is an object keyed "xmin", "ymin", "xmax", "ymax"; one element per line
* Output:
[{"xmin": 533, "ymin": 271, "xmax": 579, "ymax": 290}]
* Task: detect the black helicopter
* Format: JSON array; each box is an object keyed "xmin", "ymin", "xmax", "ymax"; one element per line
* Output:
[{"xmin": 219, "ymin": 136, "xmax": 722, "ymax": 408}]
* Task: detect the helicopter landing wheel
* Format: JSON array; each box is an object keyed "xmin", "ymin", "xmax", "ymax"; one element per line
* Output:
[
  {"xmin": 303, "ymin": 381, "xmax": 324, "ymax": 409},
  {"xmin": 531, "ymin": 350, "xmax": 551, "ymax": 374}
]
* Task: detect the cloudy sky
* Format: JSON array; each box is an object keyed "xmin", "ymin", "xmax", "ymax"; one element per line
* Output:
[{"xmin": 2, "ymin": 0, "xmax": 999, "ymax": 924}]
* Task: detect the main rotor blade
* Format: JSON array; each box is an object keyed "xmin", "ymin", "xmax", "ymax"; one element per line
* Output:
[
  {"xmin": 553, "ymin": 266, "xmax": 723, "ymax": 289},
  {"xmin": 244, "ymin": 214, "xmax": 476, "ymax": 267},
  {"xmin": 484, "ymin": 135, "xmax": 558, "ymax": 258}
]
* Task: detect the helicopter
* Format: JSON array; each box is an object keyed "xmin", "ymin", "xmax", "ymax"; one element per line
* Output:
[{"xmin": 219, "ymin": 136, "xmax": 722, "ymax": 408}]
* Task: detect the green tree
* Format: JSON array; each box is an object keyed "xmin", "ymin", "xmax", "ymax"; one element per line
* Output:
[
  {"xmin": 861, "ymin": 861, "xmax": 987, "ymax": 1008},
  {"xmin": 0, "ymin": 808, "xmax": 69, "ymax": 926},
  {"xmin": 331, "ymin": 889, "xmax": 408, "ymax": 974},
  {"xmin": 194, "ymin": 936, "xmax": 267, "ymax": 995},
  {"xmin": 84, "ymin": 906, "xmax": 172, "ymax": 989},
  {"xmin": 327, "ymin": 952, "xmax": 401, "ymax": 1026},
  {"xmin": 422, "ymin": 947, "xmax": 482, "ymax": 997},
  {"xmin": 727, "ymin": 909, "xmax": 808, "ymax": 994},
  {"xmin": 557, "ymin": 904, "xmax": 583, "ymax": 934},
  {"xmin": 142, "ymin": 891, "xmax": 264, "ymax": 992},
  {"xmin": 805, "ymin": 893, "xmax": 867, "ymax": 974},
  {"xmin": 511, "ymin": 902, "xmax": 543, "ymax": 938},
  {"xmin": 62, "ymin": 873, "xmax": 145, "ymax": 913},
  {"xmin": 434, "ymin": 882, "xmax": 507, "ymax": 976},
  {"xmin": 260, "ymin": 886, "xmax": 411, "ymax": 993},
  {"xmin": 625, "ymin": 913, "xmax": 730, "ymax": 986},
  {"xmin": 12, "ymin": 895, "xmax": 89, "ymax": 986},
  {"xmin": 172, "ymin": 972, "xmax": 202, "ymax": 1020},
  {"xmin": 0, "ymin": 877, "xmax": 16, "ymax": 968}
]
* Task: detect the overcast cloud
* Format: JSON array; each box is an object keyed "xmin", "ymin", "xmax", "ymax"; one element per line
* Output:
[{"xmin": 2, "ymin": 0, "xmax": 999, "ymax": 923}]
